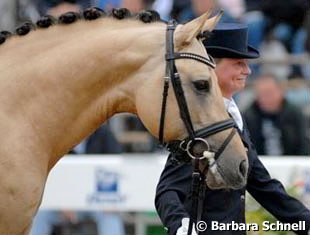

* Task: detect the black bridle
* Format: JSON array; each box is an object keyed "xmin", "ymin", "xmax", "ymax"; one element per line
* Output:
[
  {"xmin": 159, "ymin": 20, "xmax": 238, "ymax": 235},
  {"xmin": 159, "ymin": 20, "xmax": 237, "ymax": 164}
]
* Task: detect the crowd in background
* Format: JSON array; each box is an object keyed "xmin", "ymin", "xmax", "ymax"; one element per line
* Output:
[{"xmin": 0, "ymin": 0, "xmax": 309, "ymax": 234}]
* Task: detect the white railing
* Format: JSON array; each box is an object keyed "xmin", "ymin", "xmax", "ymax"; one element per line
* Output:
[{"xmin": 251, "ymin": 53, "xmax": 310, "ymax": 65}]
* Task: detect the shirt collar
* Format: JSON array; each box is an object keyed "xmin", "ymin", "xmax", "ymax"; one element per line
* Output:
[{"xmin": 223, "ymin": 97, "xmax": 235, "ymax": 110}]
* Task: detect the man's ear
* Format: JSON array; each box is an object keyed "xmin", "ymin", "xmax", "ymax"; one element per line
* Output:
[{"xmin": 174, "ymin": 11, "xmax": 223, "ymax": 50}]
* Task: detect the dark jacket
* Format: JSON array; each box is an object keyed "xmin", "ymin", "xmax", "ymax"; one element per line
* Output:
[
  {"xmin": 261, "ymin": 0, "xmax": 308, "ymax": 30},
  {"xmin": 155, "ymin": 123, "xmax": 310, "ymax": 235},
  {"xmin": 85, "ymin": 125, "xmax": 122, "ymax": 154},
  {"xmin": 243, "ymin": 100, "xmax": 310, "ymax": 155},
  {"xmin": 70, "ymin": 124, "xmax": 123, "ymax": 154}
]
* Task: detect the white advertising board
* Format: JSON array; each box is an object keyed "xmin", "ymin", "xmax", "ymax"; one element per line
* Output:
[{"xmin": 40, "ymin": 155, "xmax": 310, "ymax": 211}]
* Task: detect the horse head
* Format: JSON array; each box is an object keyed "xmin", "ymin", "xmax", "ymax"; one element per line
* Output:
[{"xmin": 134, "ymin": 12, "xmax": 248, "ymax": 189}]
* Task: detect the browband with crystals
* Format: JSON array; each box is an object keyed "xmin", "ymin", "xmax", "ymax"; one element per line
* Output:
[{"xmin": 174, "ymin": 52, "xmax": 216, "ymax": 69}]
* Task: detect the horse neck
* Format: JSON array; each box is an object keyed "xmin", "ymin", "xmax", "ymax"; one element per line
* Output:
[{"xmin": 0, "ymin": 19, "xmax": 165, "ymax": 165}]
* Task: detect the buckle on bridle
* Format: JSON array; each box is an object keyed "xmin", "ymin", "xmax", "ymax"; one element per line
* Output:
[{"xmin": 186, "ymin": 138, "xmax": 214, "ymax": 160}]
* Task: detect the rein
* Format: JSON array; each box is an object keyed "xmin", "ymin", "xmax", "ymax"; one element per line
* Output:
[{"xmin": 159, "ymin": 20, "xmax": 238, "ymax": 235}]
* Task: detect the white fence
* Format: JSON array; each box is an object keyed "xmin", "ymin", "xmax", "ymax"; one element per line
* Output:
[{"xmin": 40, "ymin": 155, "xmax": 310, "ymax": 211}]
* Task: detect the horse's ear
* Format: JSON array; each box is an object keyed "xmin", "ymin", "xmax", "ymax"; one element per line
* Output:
[
  {"xmin": 201, "ymin": 10, "xmax": 223, "ymax": 32},
  {"xmin": 174, "ymin": 10, "xmax": 223, "ymax": 50}
]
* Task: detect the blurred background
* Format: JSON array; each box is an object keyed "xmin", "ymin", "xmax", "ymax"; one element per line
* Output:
[{"xmin": 0, "ymin": 0, "xmax": 309, "ymax": 235}]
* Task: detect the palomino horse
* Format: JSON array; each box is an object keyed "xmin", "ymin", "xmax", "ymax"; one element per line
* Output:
[{"xmin": 0, "ymin": 8, "xmax": 248, "ymax": 235}]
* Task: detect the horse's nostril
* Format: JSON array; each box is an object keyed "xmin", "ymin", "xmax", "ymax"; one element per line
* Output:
[{"xmin": 239, "ymin": 160, "xmax": 247, "ymax": 177}]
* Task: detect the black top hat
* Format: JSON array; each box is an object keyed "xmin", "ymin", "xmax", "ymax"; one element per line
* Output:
[{"xmin": 203, "ymin": 23, "xmax": 260, "ymax": 59}]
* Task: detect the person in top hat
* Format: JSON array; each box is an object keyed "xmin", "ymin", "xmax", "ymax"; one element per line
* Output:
[{"xmin": 155, "ymin": 23, "xmax": 310, "ymax": 235}]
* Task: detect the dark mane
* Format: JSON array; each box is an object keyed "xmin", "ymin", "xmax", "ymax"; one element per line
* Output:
[{"xmin": 0, "ymin": 7, "xmax": 163, "ymax": 45}]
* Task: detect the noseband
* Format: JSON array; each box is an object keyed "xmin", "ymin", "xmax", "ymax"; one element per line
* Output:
[{"xmin": 159, "ymin": 20, "xmax": 237, "ymax": 166}]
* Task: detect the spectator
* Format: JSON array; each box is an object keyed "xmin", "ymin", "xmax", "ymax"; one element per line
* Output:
[
  {"xmin": 298, "ymin": 10, "xmax": 310, "ymax": 79},
  {"xmin": 96, "ymin": 0, "xmax": 121, "ymax": 11},
  {"xmin": 153, "ymin": 0, "xmax": 237, "ymax": 23},
  {"xmin": 241, "ymin": 0, "xmax": 309, "ymax": 78},
  {"xmin": 0, "ymin": 0, "xmax": 40, "ymax": 31},
  {"xmin": 37, "ymin": 0, "xmax": 87, "ymax": 16},
  {"xmin": 263, "ymin": 0, "xmax": 308, "ymax": 78},
  {"xmin": 305, "ymin": 11, "xmax": 310, "ymax": 54},
  {"xmin": 152, "ymin": 0, "xmax": 173, "ymax": 20},
  {"xmin": 241, "ymin": 0, "xmax": 266, "ymax": 50},
  {"xmin": 121, "ymin": 0, "xmax": 145, "ymax": 13},
  {"xmin": 0, "ymin": 0, "xmax": 17, "ymax": 31},
  {"xmin": 218, "ymin": 0, "xmax": 245, "ymax": 20},
  {"xmin": 72, "ymin": 124, "xmax": 122, "ymax": 154},
  {"xmin": 243, "ymin": 74, "xmax": 310, "ymax": 155},
  {"xmin": 259, "ymin": 35, "xmax": 291, "ymax": 80},
  {"xmin": 261, "ymin": 0, "xmax": 307, "ymax": 50},
  {"xmin": 243, "ymin": 0, "xmax": 307, "ymax": 52},
  {"xmin": 96, "ymin": 0, "xmax": 153, "ymax": 12},
  {"xmin": 178, "ymin": 0, "xmax": 237, "ymax": 23}
]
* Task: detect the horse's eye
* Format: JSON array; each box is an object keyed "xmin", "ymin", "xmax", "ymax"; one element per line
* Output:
[{"xmin": 193, "ymin": 80, "xmax": 210, "ymax": 92}]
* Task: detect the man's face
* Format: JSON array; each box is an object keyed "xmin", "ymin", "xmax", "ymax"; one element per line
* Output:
[
  {"xmin": 255, "ymin": 77, "xmax": 284, "ymax": 113},
  {"xmin": 214, "ymin": 58, "xmax": 251, "ymax": 98}
]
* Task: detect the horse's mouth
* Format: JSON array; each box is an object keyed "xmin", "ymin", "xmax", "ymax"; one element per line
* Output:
[
  {"xmin": 205, "ymin": 163, "xmax": 246, "ymax": 190},
  {"xmin": 205, "ymin": 174, "xmax": 227, "ymax": 189},
  {"xmin": 205, "ymin": 163, "xmax": 227, "ymax": 189}
]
